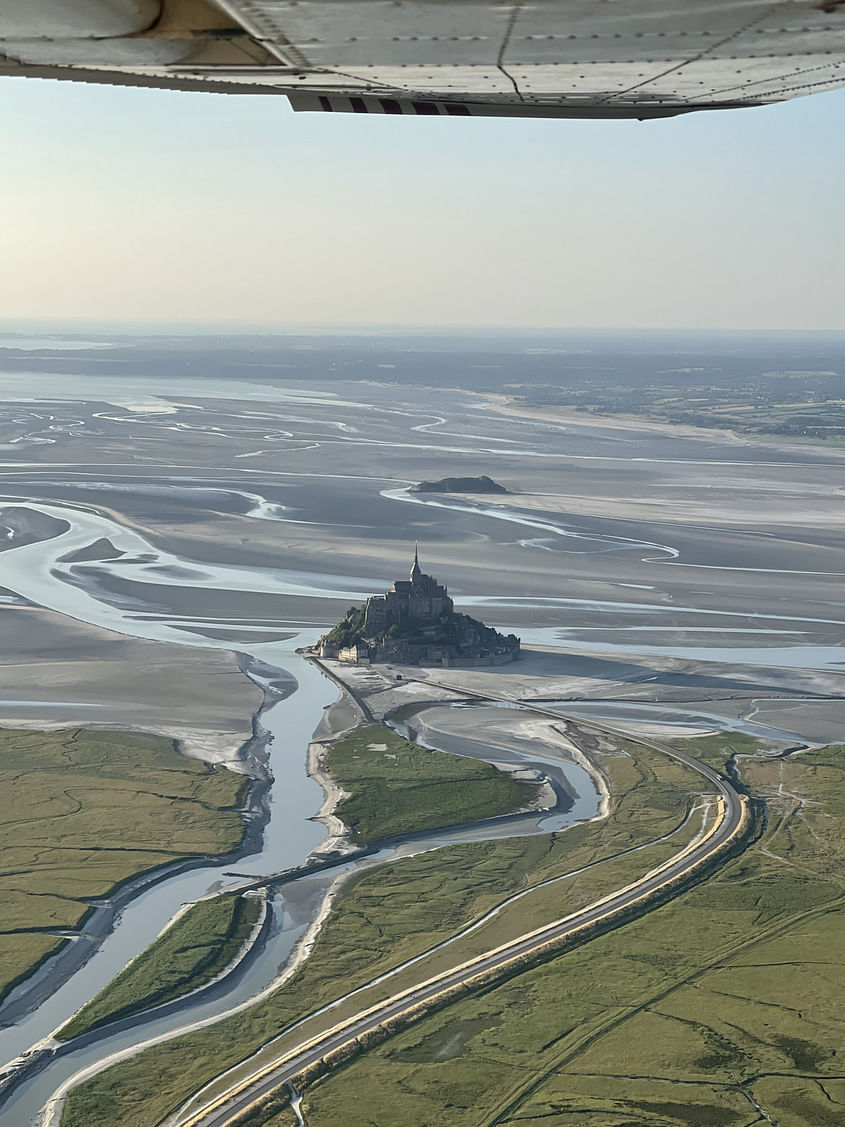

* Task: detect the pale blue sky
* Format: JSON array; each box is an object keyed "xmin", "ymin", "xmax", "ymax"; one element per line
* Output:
[{"xmin": 2, "ymin": 78, "xmax": 844, "ymax": 331}]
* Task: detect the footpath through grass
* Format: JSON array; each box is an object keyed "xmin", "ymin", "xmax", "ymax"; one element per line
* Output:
[
  {"xmin": 295, "ymin": 740, "xmax": 845, "ymax": 1127},
  {"xmin": 57, "ymin": 894, "xmax": 261, "ymax": 1041},
  {"xmin": 0, "ymin": 728, "xmax": 248, "ymax": 1004},
  {"xmin": 60, "ymin": 726, "xmax": 709, "ymax": 1127},
  {"xmin": 326, "ymin": 723, "xmax": 542, "ymax": 842}
]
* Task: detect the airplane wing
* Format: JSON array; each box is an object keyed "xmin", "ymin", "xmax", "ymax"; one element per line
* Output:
[{"xmin": 2, "ymin": 0, "xmax": 844, "ymax": 119}]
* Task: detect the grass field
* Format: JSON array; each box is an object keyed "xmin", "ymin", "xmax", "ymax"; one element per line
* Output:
[
  {"xmin": 59, "ymin": 729, "xmax": 714, "ymax": 1127},
  {"xmin": 290, "ymin": 741, "xmax": 845, "ymax": 1127},
  {"xmin": 325, "ymin": 723, "xmax": 542, "ymax": 842},
  {"xmin": 57, "ymin": 894, "xmax": 262, "ymax": 1041},
  {"xmin": 0, "ymin": 727, "xmax": 249, "ymax": 1004}
]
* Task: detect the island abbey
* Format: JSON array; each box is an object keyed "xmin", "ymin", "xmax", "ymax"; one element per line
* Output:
[{"xmin": 317, "ymin": 549, "xmax": 520, "ymax": 667}]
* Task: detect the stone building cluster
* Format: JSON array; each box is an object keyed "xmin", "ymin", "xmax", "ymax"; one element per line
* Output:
[
  {"xmin": 362, "ymin": 549, "xmax": 452, "ymax": 635},
  {"xmin": 316, "ymin": 549, "xmax": 520, "ymax": 668}
]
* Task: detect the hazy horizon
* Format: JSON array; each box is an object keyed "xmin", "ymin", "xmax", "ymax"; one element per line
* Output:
[
  {"xmin": 3, "ymin": 79, "xmax": 845, "ymax": 333},
  {"xmin": 3, "ymin": 320, "xmax": 845, "ymax": 341}
]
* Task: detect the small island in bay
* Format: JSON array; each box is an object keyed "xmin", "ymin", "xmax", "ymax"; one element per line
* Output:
[
  {"xmin": 312, "ymin": 549, "xmax": 519, "ymax": 667},
  {"xmin": 409, "ymin": 474, "xmax": 508, "ymax": 494}
]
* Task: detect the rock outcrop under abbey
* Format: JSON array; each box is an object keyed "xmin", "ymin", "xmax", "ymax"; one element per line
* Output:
[{"xmin": 315, "ymin": 551, "xmax": 520, "ymax": 667}]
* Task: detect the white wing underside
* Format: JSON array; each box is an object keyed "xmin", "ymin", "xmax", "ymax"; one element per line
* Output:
[{"xmin": 2, "ymin": 0, "xmax": 844, "ymax": 117}]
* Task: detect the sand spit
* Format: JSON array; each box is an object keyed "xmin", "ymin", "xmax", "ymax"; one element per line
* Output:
[
  {"xmin": 480, "ymin": 392, "xmax": 752, "ymax": 444},
  {"xmin": 487, "ymin": 760, "xmax": 557, "ymax": 815},
  {"xmin": 302, "ymin": 663, "xmax": 371, "ymax": 855},
  {"xmin": 306, "ymin": 741, "xmax": 354, "ymax": 854},
  {"xmin": 551, "ymin": 721, "xmax": 612, "ymax": 822}
]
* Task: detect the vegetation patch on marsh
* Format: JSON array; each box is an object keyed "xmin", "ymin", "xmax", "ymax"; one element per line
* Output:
[
  {"xmin": 0, "ymin": 727, "xmax": 249, "ymax": 1004},
  {"xmin": 325, "ymin": 723, "xmax": 542, "ymax": 842},
  {"xmin": 57, "ymin": 894, "xmax": 261, "ymax": 1041}
]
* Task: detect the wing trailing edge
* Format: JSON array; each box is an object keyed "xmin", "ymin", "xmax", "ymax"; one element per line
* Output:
[{"xmin": 2, "ymin": 0, "xmax": 844, "ymax": 118}]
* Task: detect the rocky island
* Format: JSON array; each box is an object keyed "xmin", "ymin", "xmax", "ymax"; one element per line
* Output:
[
  {"xmin": 409, "ymin": 475, "xmax": 508, "ymax": 494},
  {"xmin": 314, "ymin": 550, "xmax": 520, "ymax": 667}
]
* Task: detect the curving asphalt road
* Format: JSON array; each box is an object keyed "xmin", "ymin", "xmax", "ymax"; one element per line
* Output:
[{"xmin": 170, "ymin": 699, "xmax": 748, "ymax": 1127}]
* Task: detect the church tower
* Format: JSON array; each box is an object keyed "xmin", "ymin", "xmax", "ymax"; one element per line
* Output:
[{"xmin": 410, "ymin": 543, "xmax": 422, "ymax": 585}]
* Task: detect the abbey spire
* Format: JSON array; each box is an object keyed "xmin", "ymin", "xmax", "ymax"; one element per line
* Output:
[{"xmin": 410, "ymin": 543, "xmax": 422, "ymax": 584}]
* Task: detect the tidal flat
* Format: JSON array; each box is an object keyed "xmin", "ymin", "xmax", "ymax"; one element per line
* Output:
[
  {"xmin": 0, "ymin": 349, "xmax": 843, "ymax": 1125},
  {"xmin": 2, "ymin": 370, "xmax": 845, "ymax": 658}
]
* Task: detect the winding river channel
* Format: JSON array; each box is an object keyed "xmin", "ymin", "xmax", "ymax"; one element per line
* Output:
[{"xmin": 0, "ymin": 500, "xmax": 604, "ymax": 1127}]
